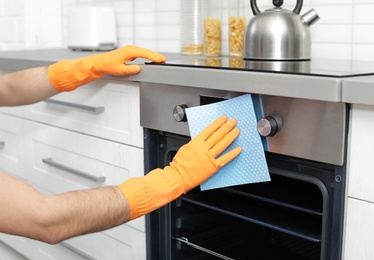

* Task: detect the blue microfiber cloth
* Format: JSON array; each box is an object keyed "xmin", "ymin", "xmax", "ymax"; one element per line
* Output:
[{"xmin": 186, "ymin": 94, "xmax": 270, "ymax": 191}]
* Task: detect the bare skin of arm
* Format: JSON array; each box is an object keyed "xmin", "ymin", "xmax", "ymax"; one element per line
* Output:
[
  {"xmin": 0, "ymin": 67, "xmax": 57, "ymax": 106},
  {"xmin": 0, "ymin": 171, "xmax": 130, "ymax": 244}
]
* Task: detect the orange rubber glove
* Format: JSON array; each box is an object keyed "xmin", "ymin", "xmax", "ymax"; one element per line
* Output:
[
  {"xmin": 47, "ymin": 45, "xmax": 166, "ymax": 92},
  {"xmin": 118, "ymin": 115, "xmax": 242, "ymax": 220}
]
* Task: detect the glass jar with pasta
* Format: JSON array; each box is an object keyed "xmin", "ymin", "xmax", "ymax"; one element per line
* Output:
[
  {"xmin": 203, "ymin": 0, "xmax": 222, "ymax": 57},
  {"xmin": 229, "ymin": 0, "xmax": 249, "ymax": 57},
  {"xmin": 181, "ymin": 0, "xmax": 204, "ymax": 55}
]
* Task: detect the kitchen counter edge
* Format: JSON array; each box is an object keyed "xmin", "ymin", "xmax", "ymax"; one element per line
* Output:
[{"xmin": 0, "ymin": 48, "xmax": 372, "ymax": 105}]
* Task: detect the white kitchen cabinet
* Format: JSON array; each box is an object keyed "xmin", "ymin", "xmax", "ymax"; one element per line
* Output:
[
  {"xmin": 23, "ymin": 120, "xmax": 145, "ymax": 233},
  {"xmin": 22, "ymin": 79, "xmax": 144, "ymax": 148},
  {"xmin": 0, "ymin": 240, "xmax": 27, "ymax": 260},
  {"xmin": 0, "ymin": 75, "xmax": 147, "ymax": 259},
  {"xmin": 0, "ymin": 113, "xmax": 25, "ymax": 180},
  {"xmin": 23, "ymin": 119, "xmax": 143, "ymax": 192},
  {"xmin": 0, "ymin": 233, "xmax": 87, "ymax": 260},
  {"xmin": 347, "ymin": 104, "xmax": 374, "ymax": 202},
  {"xmin": 343, "ymin": 104, "xmax": 374, "ymax": 260},
  {"xmin": 343, "ymin": 198, "xmax": 374, "ymax": 260}
]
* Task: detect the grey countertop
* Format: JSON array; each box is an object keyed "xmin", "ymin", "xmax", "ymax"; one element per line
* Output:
[
  {"xmin": 342, "ymin": 76, "xmax": 374, "ymax": 106},
  {"xmin": 0, "ymin": 48, "xmax": 373, "ymax": 105}
]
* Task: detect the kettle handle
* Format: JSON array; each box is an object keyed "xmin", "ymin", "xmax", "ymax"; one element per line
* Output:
[{"xmin": 250, "ymin": 0, "xmax": 303, "ymax": 15}]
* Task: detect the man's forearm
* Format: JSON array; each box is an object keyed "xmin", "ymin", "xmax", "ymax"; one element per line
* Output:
[
  {"xmin": 39, "ymin": 187, "xmax": 130, "ymax": 244},
  {"xmin": 0, "ymin": 67, "xmax": 57, "ymax": 106},
  {"xmin": 0, "ymin": 171, "xmax": 130, "ymax": 244}
]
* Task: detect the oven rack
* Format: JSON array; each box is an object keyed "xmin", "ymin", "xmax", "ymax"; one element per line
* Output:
[
  {"xmin": 174, "ymin": 197, "xmax": 321, "ymax": 260},
  {"xmin": 180, "ymin": 171, "xmax": 326, "ymax": 243}
]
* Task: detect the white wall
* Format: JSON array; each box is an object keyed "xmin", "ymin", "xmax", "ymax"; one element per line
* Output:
[
  {"xmin": 0, "ymin": 0, "xmax": 373, "ymax": 61},
  {"xmin": 0, "ymin": 0, "xmax": 62, "ymax": 50}
]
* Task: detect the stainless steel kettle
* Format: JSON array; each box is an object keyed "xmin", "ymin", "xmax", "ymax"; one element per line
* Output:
[{"xmin": 244, "ymin": 0, "xmax": 319, "ymax": 61}]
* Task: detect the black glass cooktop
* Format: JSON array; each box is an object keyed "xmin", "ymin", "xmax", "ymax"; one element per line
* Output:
[{"xmin": 150, "ymin": 56, "xmax": 374, "ymax": 78}]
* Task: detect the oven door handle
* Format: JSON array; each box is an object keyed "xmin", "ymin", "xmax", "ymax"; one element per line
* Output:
[{"xmin": 175, "ymin": 237, "xmax": 234, "ymax": 260}]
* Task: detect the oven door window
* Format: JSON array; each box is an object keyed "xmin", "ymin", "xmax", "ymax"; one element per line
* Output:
[{"xmin": 145, "ymin": 129, "xmax": 342, "ymax": 260}]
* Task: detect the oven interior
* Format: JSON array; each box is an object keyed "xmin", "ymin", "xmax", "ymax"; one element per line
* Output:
[{"xmin": 145, "ymin": 129, "xmax": 345, "ymax": 260}]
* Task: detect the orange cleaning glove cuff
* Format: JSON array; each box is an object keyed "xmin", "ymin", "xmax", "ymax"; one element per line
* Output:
[
  {"xmin": 117, "ymin": 168, "xmax": 185, "ymax": 220},
  {"xmin": 48, "ymin": 59, "xmax": 104, "ymax": 92}
]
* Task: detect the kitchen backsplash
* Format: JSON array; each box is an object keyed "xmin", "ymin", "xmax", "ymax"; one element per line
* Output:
[{"xmin": 0, "ymin": 0, "xmax": 373, "ymax": 61}]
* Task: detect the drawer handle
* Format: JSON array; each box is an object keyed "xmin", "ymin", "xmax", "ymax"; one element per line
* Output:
[
  {"xmin": 44, "ymin": 99, "xmax": 105, "ymax": 114},
  {"xmin": 42, "ymin": 158, "xmax": 106, "ymax": 183},
  {"xmin": 60, "ymin": 241, "xmax": 96, "ymax": 260}
]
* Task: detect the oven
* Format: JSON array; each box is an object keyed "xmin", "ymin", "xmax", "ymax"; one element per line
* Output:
[{"xmin": 140, "ymin": 82, "xmax": 347, "ymax": 260}]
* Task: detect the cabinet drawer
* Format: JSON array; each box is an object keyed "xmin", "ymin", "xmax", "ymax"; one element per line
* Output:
[
  {"xmin": 0, "ymin": 113, "xmax": 24, "ymax": 179},
  {"xmin": 61, "ymin": 227, "xmax": 146, "ymax": 260},
  {"xmin": 23, "ymin": 79, "xmax": 143, "ymax": 148},
  {"xmin": 24, "ymin": 120, "xmax": 145, "ymax": 233},
  {"xmin": 0, "ymin": 229, "xmax": 146, "ymax": 260},
  {"xmin": 0, "ymin": 234, "xmax": 86, "ymax": 260},
  {"xmin": 348, "ymin": 105, "xmax": 374, "ymax": 203},
  {"xmin": 343, "ymin": 198, "xmax": 374, "ymax": 260}
]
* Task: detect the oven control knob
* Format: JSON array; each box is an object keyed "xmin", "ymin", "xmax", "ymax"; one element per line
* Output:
[
  {"xmin": 173, "ymin": 104, "xmax": 188, "ymax": 122},
  {"xmin": 257, "ymin": 116, "xmax": 280, "ymax": 137}
]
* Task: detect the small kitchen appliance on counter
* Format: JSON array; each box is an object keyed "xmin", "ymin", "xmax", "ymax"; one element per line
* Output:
[
  {"xmin": 244, "ymin": 0, "xmax": 319, "ymax": 61},
  {"xmin": 67, "ymin": 7, "xmax": 117, "ymax": 51}
]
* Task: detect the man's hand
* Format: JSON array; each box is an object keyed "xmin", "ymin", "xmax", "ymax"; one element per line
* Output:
[
  {"xmin": 118, "ymin": 115, "xmax": 242, "ymax": 220},
  {"xmin": 48, "ymin": 45, "xmax": 166, "ymax": 92}
]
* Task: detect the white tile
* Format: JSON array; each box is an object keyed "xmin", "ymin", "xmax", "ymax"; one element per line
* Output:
[
  {"xmin": 313, "ymin": 5, "xmax": 353, "ymax": 24},
  {"xmin": 0, "ymin": 19, "xmax": 18, "ymax": 41},
  {"xmin": 116, "ymin": 12, "xmax": 133, "ymax": 26},
  {"xmin": 134, "ymin": 25, "xmax": 156, "ymax": 39},
  {"xmin": 24, "ymin": 0, "xmax": 42, "ymax": 15},
  {"xmin": 312, "ymin": 24, "xmax": 353, "ymax": 43},
  {"xmin": 38, "ymin": 16, "xmax": 63, "ymax": 41},
  {"xmin": 42, "ymin": 0, "xmax": 62, "ymax": 15},
  {"xmin": 156, "ymin": 11, "xmax": 180, "ymax": 25},
  {"xmin": 353, "ymin": 44, "xmax": 374, "ymax": 60},
  {"xmin": 117, "ymin": 24, "xmax": 133, "ymax": 38},
  {"xmin": 156, "ymin": 25, "xmax": 179, "ymax": 39},
  {"xmin": 312, "ymin": 0, "xmax": 353, "ymax": 4},
  {"xmin": 312, "ymin": 42, "xmax": 352, "ymax": 60},
  {"xmin": 353, "ymin": 24, "xmax": 374, "ymax": 43},
  {"xmin": 156, "ymin": 39, "xmax": 179, "ymax": 53},
  {"xmin": 156, "ymin": 0, "xmax": 180, "ymax": 11},
  {"xmin": 354, "ymin": 0, "xmax": 374, "ymax": 3},
  {"xmin": 78, "ymin": 0, "xmax": 93, "ymax": 4},
  {"xmin": 134, "ymin": 39, "xmax": 157, "ymax": 50},
  {"xmin": 134, "ymin": 12, "xmax": 155, "ymax": 25},
  {"xmin": 2, "ymin": 43, "xmax": 27, "ymax": 50},
  {"xmin": 3, "ymin": 0, "xmax": 25, "ymax": 16},
  {"xmin": 118, "ymin": 38, "xmax": 135, "ymax": 47},
  {"xmin": 354, "ymin": 4, "xmax": 374, "ymax": 23},
  {"xmin": 134, "ymin": 0, "xmax": 155, "ymax": 13},
  {"xmin": 113, "ymin": 0, "xmax": 133, "ymax": 13},
  {"xmin": 63, "ymin": 0, "xmax": 77, "ymax": 4}
]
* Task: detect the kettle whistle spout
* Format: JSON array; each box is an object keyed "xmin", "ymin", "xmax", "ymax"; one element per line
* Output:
[{"xmin": 301, "ymin": 9, "xmax": 320, "ymax": 26}]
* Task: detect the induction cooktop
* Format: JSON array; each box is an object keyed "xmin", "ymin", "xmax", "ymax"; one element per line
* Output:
[{"xmin": 149, "ymin": 56, "xmax": 374, "ymax": 78}]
